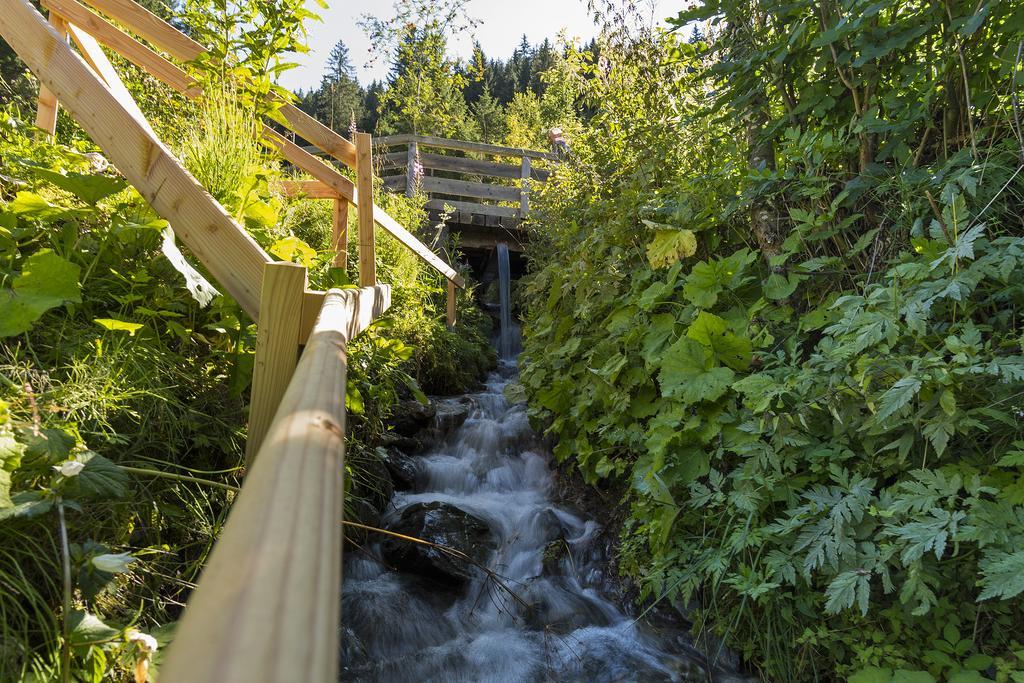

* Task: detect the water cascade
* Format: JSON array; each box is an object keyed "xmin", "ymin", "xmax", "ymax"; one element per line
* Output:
[
  {"xmin": 339, "ymin": 321, "xmax": 741, "ymax": 680},
  {"xmin": 496, "ymin": 242, "xmax": 513, "ymax": 359}
]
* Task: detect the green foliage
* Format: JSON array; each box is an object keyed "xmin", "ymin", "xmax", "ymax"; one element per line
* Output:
[{"xmin": 519, "ymin": 5, "xmax": 1024, "ymax": 680}]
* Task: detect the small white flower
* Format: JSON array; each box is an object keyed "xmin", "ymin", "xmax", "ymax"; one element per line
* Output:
[
  {"xmin": 92, "ymin": 552, "xmax": 135, "ymax": 574},
  {"xmin": 56, "ymin": 460, "xmax": 85, "ymax": 477},
  {"xmin": 127, "ymin": 629, "xmax": 159, "ymax": 653}
]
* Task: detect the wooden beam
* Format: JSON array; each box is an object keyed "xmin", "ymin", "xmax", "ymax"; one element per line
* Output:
[
  {"xmin": 79, "ymin": 0, "xmax": 205, "ymax": 61},
  {"xmin": 374, "ymin": 134, "xmax": 558, "ymax": 160},
  {"xmin": 66, "ymin": 21, "xmax": 153, "ymax": 134},
  {"xmin": 426, "ymin": 199, "xmax": 520, "ymax": 219},
  {"xmin": 246, "ymin": 262, "xmax": 306, "ymax": 466},
  {"xmin": 40, "ymin": 0, "xmax": 199, "ymax": 96},
  {"xmin": 159, "ymin": 285, "xmax": 392, "ymax": 683},
  {"xmin": 277, "ymin": 179, "xmax": 343, "ymax": 200},
  {"xmin": 405, "ymin": 140, "xmax": 418, "ymax": 197},
  {"xmin": 420, "ymin": 175, "xmax": 521, "ymax": 203},
  {"xmin": 355, "ymin": 132, "xmax": 376, "ymax": 287},
  {"xmin": 262, "ymin": 130, "xmax": 465, "ymax": 288},
  {"xmin": 35, "ymin": 12, "xmax": 69, "ymax": 135},
  {"xmin": 79, "ymin": 0, "xmax": 360, "ymax": 173},
  {"xmin": 0, "ymin": 0, "xmax": 270, "ymax": 318},
  {"xmin": 520, "ymin": 156, "xmax": 531, "ymax": 217},
  {"xmin": 446, "ymin": 279, "xmax": 456, "ymax": 329},
  {"xmin": 332, "ymin": 198, "xmax": 348, "ymax": 271}
]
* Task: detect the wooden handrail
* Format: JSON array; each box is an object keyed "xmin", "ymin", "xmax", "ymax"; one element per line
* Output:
[
  {"xmin": 40, "ymin": 0, "xmax": 462, "ymax": 289},
  {"xmin": 160, "ymin": 285, "xmax": 391, "ymax": 682},
  {"xmin": 1, "ymin": 0, "xmax": 268, "ymax": 318},
  {"xmin": 374, "ymin": 133, "xmax": 558, "ymax": 161}
]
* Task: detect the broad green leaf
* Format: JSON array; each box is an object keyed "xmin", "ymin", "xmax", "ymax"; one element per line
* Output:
[
  {"xmin": 30, "ymin": 168, "xmax": 126, "ymax": 205},
  {"xmin": 763, "ymin": 273, "xmax": 798, "ymax": 300},
  {"xmin": 891, "ymin": 671, "xmax": 936, "ymax": 683},
  {"xmin": 68, "ymin": 610, "xmax": 119, "ymax": 646},
  {"xmin": 646, "ymin": 228, "xmax": 696, "ymax": 269},
  {"xmin": 8, "ymin": 191, "xmax": 77, "ymax": 220},
  {"xmin": 849, "ymin": 667, "xmax": 894, "ymax": 683},
  {"xmin": 63, "ymin": 452, "xmax": 128, "ymax": 500},
  {"xmin": 0, "ymin": 250, "xmax": 82, "ymax": 338},
  {"xmin": 18, "ymin": 427, "xmax": 75, "ymax": 464},
  {"xmin": 270, "ymin": 235, "xmax": 317, "ymax": 268},
  {"xmin": 94, "ymin": 318, "xmax": 145, "ymax": 336},
  {"xmin": 0, "ymin": 433, "xmax": 25, "ymax": 508},
  {"xmin": 0, "ymin": 491, "xmax": 53, "ymax": 520},
  {"xmin": 658, "ymin": 337, "xmax": 734, "ymax": 404},
  {"xmin": 687, "ymin": 311, "xmax": 752, "ymax": 371}
]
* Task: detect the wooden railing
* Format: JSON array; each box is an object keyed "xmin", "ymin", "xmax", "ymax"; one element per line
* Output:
[
  {"xmin": 0, "ymin": 1, "xmax": 467, "ymax": 680},
  {"xmin": 374, "ymin": 134, "xmax": 555, "ymax": 226}
]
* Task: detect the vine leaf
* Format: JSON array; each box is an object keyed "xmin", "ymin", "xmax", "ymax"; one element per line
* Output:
[
  {"xmin": 658, "ymin": 337, "xmax": 734, "ymax": 404},
  {"xmin": 645, "ymin": 226, "xmax": 696, "ymax": 269}
]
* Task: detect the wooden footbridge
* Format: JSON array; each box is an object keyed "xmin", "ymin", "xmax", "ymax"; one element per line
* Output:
[
  {"xmin": 0, "ymin": 0, "xmax": 468, "ymax": 679},
  {"xmin": 375, "ymin": 134, "xmax": 556, "ymax": 252}
]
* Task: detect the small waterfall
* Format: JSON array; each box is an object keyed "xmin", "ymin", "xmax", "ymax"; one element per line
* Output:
[
  {"xmin": 497, "ymin": 242, "xmax": 513, "ymax": 359},
  {"xmin": 339, "ymin": 333, "xmax": 735, "ymax": 681}
]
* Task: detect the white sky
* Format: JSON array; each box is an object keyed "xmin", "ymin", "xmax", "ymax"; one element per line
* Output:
[{"xmin": 279, "ymin": 0, "xmax": 672, "ymax": 92}]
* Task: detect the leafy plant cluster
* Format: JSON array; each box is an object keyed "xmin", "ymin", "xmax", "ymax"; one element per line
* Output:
[
  {"xmin": 519, "ymin": 1, "xmax": 1024, "ymax": 679},
  {"xmin": 0, "ymin": 68, "xmax": 490, "ymax": 680}
]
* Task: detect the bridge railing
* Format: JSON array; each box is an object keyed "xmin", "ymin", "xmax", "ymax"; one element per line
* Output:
[
  {"xmin": 375, "ymin": 134, "xmax": 556, "ymax": 228},
  {"xmin": 0, "ymin": 1, "xmax": 466, "ymax": 680}
]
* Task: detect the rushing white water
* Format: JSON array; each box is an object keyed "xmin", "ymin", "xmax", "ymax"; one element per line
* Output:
[
  {"xmin": 340, "ymin": 345, "xmax": 723, "ymax": 681},
  {"xmin": 496, "ymin": 242, "xmax": 513, "ymax": 360}
]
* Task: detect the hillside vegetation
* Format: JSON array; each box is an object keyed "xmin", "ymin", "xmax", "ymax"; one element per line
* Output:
[{"xmin": 519, "ymin": 1, "xmax": 1024, "ymax": 679}]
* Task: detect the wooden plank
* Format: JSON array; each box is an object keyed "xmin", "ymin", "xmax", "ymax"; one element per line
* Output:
[
  {"xmin": 262, "ymin": 130, "xmax": 465, "ymax": 288},
  {"xmin": 419, "ymin": 152, "xmax": 524, "ymax": 179},
  {"xmin": 382, "ymin": 174, "xmax": 406, "ymax": 190},
  {"xmin": 355, "ymin": 132, "xmax": 376, "ymax": 287},
  {"xmin": 246, "ymin": 262, "xmax": 306, "ymax": 466},
  {"xmin": 332, "ymin": 198, "xmax": 348, "ymax": 271},
  {"xmin": 520, "ymin": 156, "xmax": 531, "ymax": 216},
  {"xmin": 374, "ymin": 134, "xmax": 558, "ymax": 160},
  {"xmin": 79, "ymin": 0, "xmax": 359, "ymax": 172},
  {"xmin": 277, "ymin": 179, "xmax": 342, "ymax": 199},
  {"xmin": 270, "ymin": 102, "xmax": 357, "ymax": 169},
  {"xmin": 80, "ymin": 0, "xmax": 205, "ymax": 61},
  {"xmin": 446, "ymin": 279, "xmax": 456, "ymax": 329},
  {"xmin": 40, "ymin": 0, "xmax": 198, "ymax": 96},
  {"xmin": 405, "ymin": 140, "xmax": 418, "ymax": 197},
  {"xmin": 159, "ymin": 285, "xmax": 392, "ymax": 683},
  {"xmin": 36, "ymin": 13, "xmax": 68, "ymax": 135},
  {"xmin": 426, "ymin": 199, "xmax": 520, "ymax": 219},
  {"xmin": 421, "ymin": 175, "xmax": 521, "ymax": 202},
  {"xmin": 0, "ymin": 0, "xmax": 269, "ymax": 318},
  {"xmin": 263, "ymin": 128, "xmax": 356, "ymax": 199},
  {"xmin": 66, "ymin": 21, "xmax": 154, "ymax": 135}
]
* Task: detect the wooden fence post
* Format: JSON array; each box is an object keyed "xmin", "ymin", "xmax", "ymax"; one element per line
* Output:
[
  {"xmin": 520, "ymin": 155, "xmax": 531, "ymax": 218},
  {"xmin": 35, "ymin": 12, "xmax": 69, "ymax": 135},
  {"xmin": 446, "ymin": 279, "xmax": 457, "ymax": 329},
  {"xmin": 246, "ymin": 261, "xmax": 307, "ymax": 466},
  {"xmin": 406, "ymin": 140, "xmax": 418, "ymax": 197},
  {"xmin": 356, "ymin": 132, "xmax": 376, "ymax": 287},
  {"xmin": 331, "ymin": 197, "xmax": 348, "ymax": 272}
]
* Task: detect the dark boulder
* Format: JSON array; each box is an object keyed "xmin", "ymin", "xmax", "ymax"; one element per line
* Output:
[
  {"xmin": 431, "ymin": 396, "xmax": 475, "ymax": 434},
  {"xmin": 381, "ymin": 502, "xmax": 495, "ymax": 585},
  {"xmin": 381, "ymin": 448, "xmax": 421, "ymax": 490},
  {"xmin": 387, "ymin": 399, "xmax": 436, "ymax": 437},
  {"xmin": 380, "ymin": 431, "xmax": 425, "ymax": 454}
]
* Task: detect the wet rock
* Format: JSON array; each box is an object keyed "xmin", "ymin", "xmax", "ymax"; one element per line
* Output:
[
  {"xmin": 387, "ymin": 399, "xmax": 436, "ymax": 437},
  {"xmin": 380, "ymin": 432, "xmax": 425, "ymax": 454},
  {"xmin": 382, "ymin": 448, "xmax": 421, "ymax": 490},
  {"xmin": 431, "ymin": 396, "xmax": 475, "ymax": 434},
  {"xmin": 541, "ymin": 538, "xmax": 569, "ymax": 575},
  {"xmin": 381, "ymin": 502, "xmax": 495, "ymax": 585},
  {"xmin": 520, "ymin": 578, "xmax": 615, "ymax": 634},
  {"xmin": 339, "ymin": 626, "xmax": 368, "ymax": 672}
]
